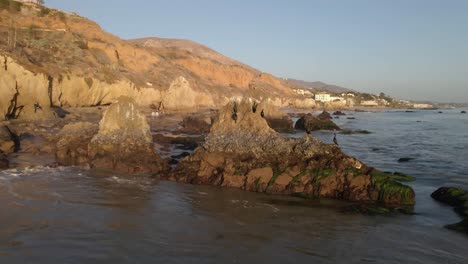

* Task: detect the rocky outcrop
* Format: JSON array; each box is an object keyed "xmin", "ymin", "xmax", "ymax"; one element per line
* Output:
[
  {"xmin": 56, "ymin": 122, "xmax": 99, "ymax": 166},
  {"xmin": 295, "ymin": 112, "xmax": 341, "ymax": 132},
  {"xmin": 431, "ymin": 187, "xmax": 468, "ymax": 233},
  {"xmin": 333, "ymin": 111, "xmax": 346, "ymax": 116},
  {"xmin": 55, "ymin": 97, "xmax": 168, "ymax": 175},
  {"xmin": 170, "ymin": 100, "xmax": 415, "ymax": 206},
  {"xmin": 88, "ymin": 96, "xmax": 168, "ymax": 174},
  {"xmin": 265, "ymin": 117, "xmax": 294, "ymax": 133}
]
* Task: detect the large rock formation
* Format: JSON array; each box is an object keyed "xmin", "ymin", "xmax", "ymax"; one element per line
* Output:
[
  {"xmin": 295, "ymin": 111, "xmax": 341, "ymax": 132},
  {"xmin": 88, "ymin": 96, "xmax": 168, "ymax": 174},
  {"xmin": 56, "ymin": 122, "xmax": 99, "ymax": 166},
  {"xmin": 170, "ymin": 100, "xmax": 414, "ymax": 206},
  {"xmin": 431, "ymin": 187, "xmax": 468, "ymax": 234},
  {"xmin": 55, "ymin": 97, "xmax": 168, "ymax": 175}
]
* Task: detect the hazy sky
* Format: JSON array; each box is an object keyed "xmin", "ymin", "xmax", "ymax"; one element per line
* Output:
[{"xmin": 46, "ymin": 0, "xmax": 468, "ymax": 102}]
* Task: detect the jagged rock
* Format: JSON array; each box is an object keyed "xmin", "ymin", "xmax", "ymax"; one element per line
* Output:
[
  {"xmin": 88, "ymin": 96, "xmax": 168, "ymax": 174},
  {"xmin": 170, "ymin": 100, "xmax": 415, "ymax": 206},
  {"xmin": 432, "ymin": 187, "xmax": 468, "ymax": 233},
  {"xmin": 0, "ymin": 125, "xmax": 20, "ymax": 154},
  {"xmin": 318, "ymin": 111, "xmax": 333, "ymax": 120},
  {"xmin": 266, "ymin": 117, "xmax": 294, "ymax": 133},
  {"xmin": 56, "ymin": 122, "xmax": 99, "ymax": 166},
  {"xmin": 295, "ymin": 113, "xmax": 341, "ymax": 132}
]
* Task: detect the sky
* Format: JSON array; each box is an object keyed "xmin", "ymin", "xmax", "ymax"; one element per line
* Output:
[{"xmin": 46, "ymin": 0, "xmax": 468, "ymax": 103}]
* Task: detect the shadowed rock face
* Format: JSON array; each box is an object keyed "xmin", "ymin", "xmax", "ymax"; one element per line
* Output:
[
  {"xmin": 432, "ymin": 187, "xmax": 468, "ymax": 234},
  {"xmin": 171, "ymin": 100, "xmax": 414, "ymax": 206},
  {"xmin": 56, "ymin": 122, "xmax": 98, "ymax": 166},
  {"xmin": 0, "ymin": 150, "xmax": 8, "ymax": 170},
  {"xmin": 0, "ymin": 125, "xmax": 20, "ymax": 154},
  {"xmin": 55, "ymin": 97, "xmax": 168, "ymax": 175},
  {"xmin": 295, "ymin": 112, "xmax": 340, "ymax": 132}
]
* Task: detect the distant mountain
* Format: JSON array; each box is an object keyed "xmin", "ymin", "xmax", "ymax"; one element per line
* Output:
[{"xmin": 283, "ymin": 79, "xmax": 356, "ymax": 94}]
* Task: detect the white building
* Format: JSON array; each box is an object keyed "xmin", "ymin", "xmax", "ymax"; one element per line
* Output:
[
  {"xmin": 315, "ymin": 93, "xmax": 345, "ymax": 102},
  {"xmin": 413, "ymin": 103, "xmax": 433, "ymax": 109},
  {"xmin": 315, "ymin": 93, "xmax": 331, "ymax": 102}
]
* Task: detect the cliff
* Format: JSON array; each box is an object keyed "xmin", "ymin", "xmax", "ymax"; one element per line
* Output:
[{"xmin": 0, "ymin": 1, "xmax": 310, "ymax": 120}]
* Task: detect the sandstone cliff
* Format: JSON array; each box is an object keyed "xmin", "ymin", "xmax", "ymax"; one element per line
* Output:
[{"xmin": 0, "ymin": 1, "xmax": 314, "ymax": 120}]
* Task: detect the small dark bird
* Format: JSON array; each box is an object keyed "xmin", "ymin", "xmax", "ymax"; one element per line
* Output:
[
  {"xmin": 252, "ymin": 102, "xmax": 258, "ymax": 113},
  {"xmin": 260, "ymin": 109, "xmax": 265, "ymax": 118},
  {"xmin": 232, "ymin": 102, "xmax": 238, "ymax": 122},
  {"xmin": 232, "ymin": 112, "xmax": 238, "ymax": 122},
  {"xmin": 34, "ymin": 102, "xmax": 42, "ymax": 113},
  {"xmin": 333, "ymin": 133, "xmax": 339, "ymax": 145},
  {"xmin": 305, "ymin": 128, "xmax": 311, "ymax": 134}
]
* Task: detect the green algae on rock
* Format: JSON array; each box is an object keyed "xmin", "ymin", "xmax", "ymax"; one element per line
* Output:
[{"xmin": 431, "ymin": 187, "xmax": 468, "ymax": 234}]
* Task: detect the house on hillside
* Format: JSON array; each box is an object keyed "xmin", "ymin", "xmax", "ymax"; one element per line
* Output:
[
  {"xmin": 315, "ymin": 93, "xmax": 331, "ymax": 102},
  {"xmin": 315, "ymin": 93, "xmax": 345, "ymax": 102}
]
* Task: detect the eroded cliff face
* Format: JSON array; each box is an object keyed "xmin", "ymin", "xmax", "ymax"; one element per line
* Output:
[
  {"xmin": 0, "ymin": 56, "xmax": 219, "ymax": 120},
  {"xmin": 0, "ymin": 56, "xmax": 55, "ymax": 120}
]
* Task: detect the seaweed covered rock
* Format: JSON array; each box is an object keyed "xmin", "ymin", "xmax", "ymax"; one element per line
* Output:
[
  {"xmin": 171, "ymin": 100, "xmax": 414, "ymax": 206},
  {"xmin": 431, "ymin": 187, "xmax": 468, "ymax": 233},
  {"xmin": 295, "ymin": 112, "xmax": 341, "ymax": 132},
  {"xmin": 88, "ymin": 96, "xmax": 168, "ymax": 174},
  {"xmin": 56, "ymin": 122, "xmax": 98, "ymax": 166}
]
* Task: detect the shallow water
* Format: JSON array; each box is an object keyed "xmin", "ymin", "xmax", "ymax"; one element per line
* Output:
[{"xmin": 1, "ymin": 109, "xmax": 468, "ymax": 263}]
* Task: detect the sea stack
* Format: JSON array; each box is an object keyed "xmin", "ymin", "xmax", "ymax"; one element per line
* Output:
[
  {"xmin": 88, "ymin": 96, "xmax": 168, "ymax": 174},
  {"xmin": 171, "ymin": 100, "xmax": 415, "ymax": 206}
]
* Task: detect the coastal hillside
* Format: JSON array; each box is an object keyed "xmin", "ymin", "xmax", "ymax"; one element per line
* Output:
[
  {"xmin": 283, "ymin": 79, "xmax": 355, "ymax": 94},
  {"xmin": 0, "ymin": 0, "xmax": 299, "ymax": 120}
]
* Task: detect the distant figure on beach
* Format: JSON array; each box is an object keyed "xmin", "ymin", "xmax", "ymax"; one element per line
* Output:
[
  {"xmin": 333, "ymin": 133, "xmax": 338, "ymax": 145},
  {"xmin": 34, "ymin": 102, "xmax": 42, "ymax": 113},
  {"xmin": 151, "ymin": 111, "xmax": 160, "ymax": 119}
]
